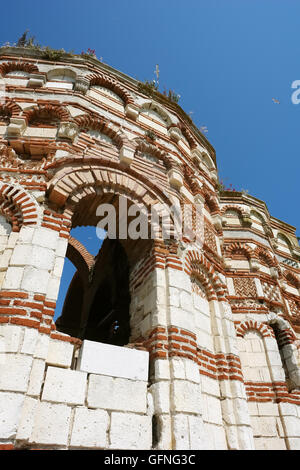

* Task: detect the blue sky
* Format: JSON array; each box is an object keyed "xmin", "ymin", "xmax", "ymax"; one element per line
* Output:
[{"xmin": 1, "ymin": 0, "xmax": 299, "ymax": 318}]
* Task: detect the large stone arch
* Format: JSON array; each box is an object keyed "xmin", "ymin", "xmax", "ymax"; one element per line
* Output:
[{"xmin": 47, "ymin": 162, "xmax": 175, "ymax": 226}]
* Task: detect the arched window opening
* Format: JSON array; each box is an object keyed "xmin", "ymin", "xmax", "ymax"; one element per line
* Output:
[
  {"xmin": 271, "ymin": 322, "xmax": 290, "ymax": 383},
  {"xmin": 55, "ymin": 223, "xmax": 150, "ymax": 347}
]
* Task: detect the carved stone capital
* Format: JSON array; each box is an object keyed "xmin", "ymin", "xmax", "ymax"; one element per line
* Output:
[
  {"xmin": 7, "ymin": 117, "xmax": 27, "ymax": 136},
  {"xmin": 125, "ymin": 104, "xmax": 139, "ymax": 121},
  {"xmin": 57, "ymin": 122, "xmax": 79, "ymax": 141},
  {"xmin": 168, "ymin": 168, "xmax": 183, "ymax": 190},
  {"xmin": 74, "ymin": 77, "xmax": 90, "ymax": 94},
  {"xmin": 119, "ymin": 145, "xmax": 135, "ymax": 165},
  {"xmin": 27, "ymin": 73, "xmax": 46, "ymax": 88},
  {"xmin": 168, "ymin": 126, "xmax": 182, "ymax": 142}
]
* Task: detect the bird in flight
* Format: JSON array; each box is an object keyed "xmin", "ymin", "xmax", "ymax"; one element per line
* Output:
[
  {"xmin": 272, "ymin": 98, "xmax": 280, "ymax": 104},
  {"xmin": 199, "ymin": 126, "xmax": 208, "ymax": 133}
]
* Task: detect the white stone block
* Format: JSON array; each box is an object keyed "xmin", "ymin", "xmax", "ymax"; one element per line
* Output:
[
  {"xmin": 32, "ymin": 227, "xmax": 59, "ymax": 250},
  {"xmin": 154, "ymin": 359, "xmax": 170, "ymax": 380},
  {"xmin": 30, "ymin": 246, "xmax": 55, "ymax": 270},
  {"xmin": 220, "ymin": 398, "xmax": 236, "ymax": 425},
  {"xmin": 10, "ymin": 245, "xmax": 32, "ymax": 266},
  {"xmin": 287, "ymin": 438, "xmax": 300, "ymax": 450},
  {"xmin": 254, "ymin": 437, "xmax": 286, "ymax": 450},
  {"xmin": 27, "ymin": 359, "xmax": 45, "ymax": 397},
  {"xmin": 281, "ymin": 415, "xmax": 300, "ymax": 437},
  {"xmin": 46, "ymin": 276, "xmax": 61, "ymax": 300},
  {"xmin": 0, "ymin": 392, "xmax": 24, "ymax": 439},
  {"xmin": 7, "ymin": 232, "xmax": 19, "ymax": 249},
  {"xmin": 212, "ymin": 424, "xmax": 228, "ymax": 450},
  {"xmin": 170, "ymin": 357, "xmax": 186, "ymax": 380},
  {"xmin": 200, "ymin": 374, "xmax": 220, "ymax": 397},
  {"xmin": 150, "ymin": 382, "xmax": 170, "ymax": 414},
  {"xmin": 0, "ymin": 354, "xmax": 33, "ymax": 392},
  {"xmin": 110, "ymin": 413, "xmax": 152, "ymax": 450},
  {"xmin": 16, "ymin": 396, "xmax": 38, "ymax": 441},
  {"xmin": 185, "ymin": 360, "xmax": 201, "ymax": 384},
  {"xmin": 247, "ymin": 401, "xmax": 258, "ymax": 416},
  {"xmin": 173, "ymin": 414, "xmax": 190, "ymax": 450},
  {"xmin": 171, "ymin": 381, "xmax": 202, "ymax": 414},
  {"xmin": 21, "ymin": 327, "xmax": 39, "ymax": 355},
  {"xmin": 251, "ymin": 416, "xmax": 278, "ymax": 437},
  {"xmin": 87, "ymin": 374, "xmax": 147, "ymax": 413},
  {"xmin": 42, "ymin": 367, "xmax": 87, "ymax": 405},
  {"xmin": 18, "ymin": 226, "xmax": 35, "ymax": 244},
  {"xmin": 167, "ymin": 268, "xmax": 190, "ymax": 291},
  {"xmin": 188, "ymin": 415, "xmax": 207, "ymax": 450},
  {"xmin": 30, "ymin": 402, "xmax": 71, "ymax": 446},
  {"xmin": 70, "ymin": 408, "xmax": 109, "ymax": 448},
  {"xmin": 34, "ymin": 333, "xmax": 50, "ymax": 359},
  {"xmin": 21, "ymin": 267, "xmax": 50, "ymax": 294},
  {"xmin": 278, "ymin": 402, "xmax": 298, "ymax": 417},
  {"xmin": 237, "ymin": 425, "xmax": 255, "ymax": 450},
  {"xmin": 232, "ymin": 398, "xmax": 251, "ymax": 426},
  {"xmin": 3, "ymin": 267, "xmax": 24, "ymax": 289},
  {"xmin": 55, "ymin": 238, "xmax": 68, "ymax": 257},
  {"xmin": 257, "ymin": 402, "xmax": 279, "ymax": 417},
  {"xmin": 169, "ymin": 307, "xmax": 194, "ymax": 331},
  {"xmin": 230, "ymin": 380, "xmax": 247, "ymax": 400},
  {"xmin": 0, "ymin": 248, "xmax": 13, "ymax": 270},
  {"xmin": 46, "ymin": 338, "xmax": 74, "ymax": 368},
  {"xmin": 77, "ymin": 340, "xmax": 149, "ymax": 381},
  {"xmin": 206, "ymin": 395, "xmax": 223, "ymax": 425},
  {"xmin": 225, "ymin": 425, "xmax": 239, "ymax": 450},
  {"xmin": 0, "ymin": 324, "xmax": 23, "ymax": 353},
  {"xmin": 53, "ymin": 257, "xmax": 65, "ymax": 278}
]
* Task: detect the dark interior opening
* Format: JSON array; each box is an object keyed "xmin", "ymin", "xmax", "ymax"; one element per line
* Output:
[{"xmin": 56, "ymin": 238, "xmax": 131, "ymax": 346}]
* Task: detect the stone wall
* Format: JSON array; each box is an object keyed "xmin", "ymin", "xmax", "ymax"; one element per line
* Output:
[{"xmin": 0, "ymin": 48, "xmax": 299, "ymax": 450}]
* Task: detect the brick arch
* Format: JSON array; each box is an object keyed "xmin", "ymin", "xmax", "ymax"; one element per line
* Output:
[
  {"xmin": 221, "ymin": 205, "xmax": 245, "ymax": 217},
  {"xmin": 0, "ymin": 182, "xmax": 38, "ymax": 231},
  {"xmin": 24, "ymin": 103, "xmax": 71, "ymax": 125},
  {"xmin": 133, "ymin": 137, "xmax": 174, "ymax": 170},
  {"xmin": 74, "ymin": 113, "xmax": 128, "ymax": 148},
  {"xmin": 225, "ymin": 242, "xmax": 253, "ymax": 259},
  {"xmin": 66, "ymin": 236, "xmax": 94, "ymax": 286},
  {"xmin": 255, "ymin": 247, "xmax": 277, "ymax": 267},
  {"xmin": 86, "ymin": 72, "xmax": 134, "ymax": 105},
  {"xmin": 47, "ymin": 163, "xmax": 176, "ymax": 232},
  {"xmin": 0, "ymin": 100, "xmax": 22, "ymax": 119},
  {"xmin": 0, "ymin": 61, "xmax": 39, "ymax": 77},
  {"xmin": 235, "ymin": 319, "xmax": 274, "ymax": 338},
  {"xmin": 184, "ymin": 250, "xmax": 227, "ymax": 300},
  {"xmin": 283, "ymin": 270, "xmax": 300, "ymax": 289}
]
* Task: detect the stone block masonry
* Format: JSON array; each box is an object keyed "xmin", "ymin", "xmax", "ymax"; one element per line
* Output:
[{"xmin": 0, "ymin": 47, "xmax": 299, "ymax": 450}]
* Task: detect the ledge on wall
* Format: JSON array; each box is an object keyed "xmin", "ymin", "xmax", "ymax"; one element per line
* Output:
[{"xmin": 76, "ymin": 340, "xmax": 149, "ymax": 381}]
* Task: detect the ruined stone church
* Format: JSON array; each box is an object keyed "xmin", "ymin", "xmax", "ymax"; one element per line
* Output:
[{"xmin": 0, "ymin": 46, "xmax": 300, "ymax": 450}]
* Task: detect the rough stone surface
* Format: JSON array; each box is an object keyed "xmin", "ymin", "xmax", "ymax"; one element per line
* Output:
[
  {"xmin": 87, "ymin": 374, "xmax": 147, "ymax": 413},
  {"xmin": 109, "ymin": 413, "xmax": 152, "ymax": 450},
  {"xmin": 42, "ymin": 367, "xmax": 87, "ymax": 405}
]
